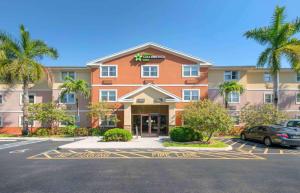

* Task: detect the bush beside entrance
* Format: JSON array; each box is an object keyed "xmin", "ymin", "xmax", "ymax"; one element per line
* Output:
[
  {"xmin": 103, "ymin": 128, "xmax": 132, "ymax": 142},
  {"xmin": 169, "ymin": 126, "xmax": 203, "ymax": 142}
]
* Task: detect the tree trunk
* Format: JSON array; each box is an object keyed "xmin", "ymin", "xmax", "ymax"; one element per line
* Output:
[
  {"xmin": 224, "ymin": 94, "xmax": 228, "ymax": 109},
  {"xmin": 273, "ymin": 71, "xmax": 280, "ymax": 109},
  {"xmin": 76, "ymin": 97, "xmax": 79, "ymax": 126},
  {"xmin": 206, "ymin": 131, "xmax": 214, "ymax": 142},
  {"xmin": 22, "ymin": 80, "xmax": 29, "ymax": 135}
]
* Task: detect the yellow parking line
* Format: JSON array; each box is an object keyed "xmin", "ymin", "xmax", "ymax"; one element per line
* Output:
[
  {"xmin": 68, "ymin": 150, "xmax": 77, "ymax": 153},
  {"xmin": 238, "ymin": 143, "xmax": 247, "ymax": 149},
  {"xmin": 102, "ymin": 150, "xmax": 130, "ymax": 158},
  {"xmin": 264, "ymin": 148, "xmax": 269, "ymax": 154},
  {"xmin": 42, "ymin": 153, "xmax": 51, "ymax": 158},
  {"xmin": 280, "ymin": 150, "xmax": 283, "ymax": 154}
]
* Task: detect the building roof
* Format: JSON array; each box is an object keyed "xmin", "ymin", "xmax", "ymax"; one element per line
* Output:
[{"xmin": 86, "ymin": 42, "xmax": 212, "ymax": 66}]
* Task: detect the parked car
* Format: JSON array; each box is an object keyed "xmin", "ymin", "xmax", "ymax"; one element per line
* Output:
[
  {"xmin": 240, "ymin": 125, "xmax": 300, "ymax": 147},
  {"xmin": 278, "ymin": 119, "xmax": 300, "ymax": 131}
]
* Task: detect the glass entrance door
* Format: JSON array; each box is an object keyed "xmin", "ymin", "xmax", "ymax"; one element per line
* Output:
[
  {"xmin": 141, "ymin": 115, "xmax": 150, "ymax": 136},
  {"xmin": 132, "ymin": 114, "xmax": 168, "ymax": 137}
]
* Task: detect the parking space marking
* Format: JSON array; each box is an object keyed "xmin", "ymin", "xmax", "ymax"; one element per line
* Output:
[
  {"xmin": 263, "ymin": 148, "xmax": 269, "ymax": 154},
  {"xmin": 0, "ymin": 140, "xmax": 45, "ymax": 150},
  {"xmin": 27, "ymin": 149, "xmax": 265, "ymax": 160}
]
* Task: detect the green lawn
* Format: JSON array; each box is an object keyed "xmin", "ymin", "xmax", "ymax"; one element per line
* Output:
[
  {"xmin": 163, "ymin": 139, "xmax": 229, "ymax": 148},
  {"xmin": 0, "ymin": 134, "xmax": 17, "ymax": 137}
]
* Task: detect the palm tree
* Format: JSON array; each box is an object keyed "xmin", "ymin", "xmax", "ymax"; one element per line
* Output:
[
  {"xmin": 0, "ymin": 25, "xmax": 58, "ymax": 135},
  {"xmin": 59, "ymin": 77, "xmax": 90, "ymax": 126},
  {"xmin": 219, "ymin": 81, "xmax": 245, "ymax": 109},
  {"xmin": 244, "ymin": 6, "xmax": 300, "ymax": 108}
]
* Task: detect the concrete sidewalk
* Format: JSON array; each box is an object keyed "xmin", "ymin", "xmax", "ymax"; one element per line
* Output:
[{"xmin": 58, "ymin": 137, "xmax": 232, "ymax": 151}]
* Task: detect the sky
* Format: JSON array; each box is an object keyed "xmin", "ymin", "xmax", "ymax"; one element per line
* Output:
[{"xmin": 0, "ymin": 0, "xmax": 300, "ymax": 67}]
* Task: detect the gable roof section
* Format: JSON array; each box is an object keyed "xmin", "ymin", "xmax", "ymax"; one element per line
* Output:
[
  {"xmin": 118, "ymin": 84, "xmax": 181, "ymax": 102},
  {"xmin": 87, "ymin": 42, "xmax": 212, "ymax": 66}
]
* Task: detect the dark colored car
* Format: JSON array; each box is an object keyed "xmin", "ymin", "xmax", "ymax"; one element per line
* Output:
[{"xmin": 240, "ymin": 125, "xmax": 300, "ymax": 147}]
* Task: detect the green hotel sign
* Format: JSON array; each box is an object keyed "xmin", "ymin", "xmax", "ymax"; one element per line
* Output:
[{"xmin": 134, "ymin": 53, "xmax": 165, "ymax": 62}]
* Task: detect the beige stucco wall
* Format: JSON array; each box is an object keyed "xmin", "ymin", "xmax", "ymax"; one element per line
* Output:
[{"xmin": 208, "ymin": 69, "xmax": 247, "ymax": 89}]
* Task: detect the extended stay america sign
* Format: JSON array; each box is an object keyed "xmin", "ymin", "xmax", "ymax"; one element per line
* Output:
[{"xmin": 134, "ymin": 53, "xmax": 165, "ymax": 62}]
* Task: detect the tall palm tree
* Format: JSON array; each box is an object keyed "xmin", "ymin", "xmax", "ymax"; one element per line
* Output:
[
  {"xmin": 0, "ymin": 25, "xmax": 58, "ymax": 135},
  {"xmin": 244, "ymin": 6, "xmax": 300, "ymax": 108},
  {"xmin": 59, "ymin": 77, "xmax": 90, "ymax": 126},
  {"xmin": 219, "ymin": 81, "xmax": 245, "ymax": 109}
]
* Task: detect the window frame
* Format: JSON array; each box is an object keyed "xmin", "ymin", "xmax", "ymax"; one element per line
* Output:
[
  {"xmin": 99, "ymin": 89, "xmax": 117, "ymax": 102},
  {"xmin": 228, "ymin": 91, "xmax": 240, "ymax": 104},
  {"xmin": 61, "ymin": 71, "xmax": 76, "ymax": 81},
  {"xmin": 99, "ymin": 114, "xmax": 117, "ymax": 128},
  {"xmin": 224, "ymin": 71, "xmax": 239, "ymax": 81},
  {"xmin": 263, "ymin": 72, "xmax": 272, "ymax": 82},
  {"xmin": 100, "ymin": 65, "xmax": 118, "ymax": 78},
  {"xmin": 59, "ymin": 92, "xmax": 76, "ymax": 104},
  {"xmin": 182, "ymin": 89, "xmax": 200, "ymax": 102},
  {"xmin": 182, "ymin": 64, "xmax": 200, "ymax": 77},
  {"xmin": 264, "ymin": 92, "xmax": 273, "ymax": 104},
  {"xmin": 18, "ymin": 115, "xmax": 35, "ymax": 127},
  {"xmin": 296, "ymin": 92, "xmax": 300, "ymax": 104},
  {"xmin": 19, "ymin": 93, "xmax": 36, "ymax": 105},
  {"xmin": 141, "ymin": 64, "xmax": 159, "ymax": 78}
]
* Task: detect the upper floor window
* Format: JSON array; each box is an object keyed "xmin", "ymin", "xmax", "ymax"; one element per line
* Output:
[
  {"xmin": 182, "ymin": 89, "xmax": 200, "ymax": 101},
  {"xmin": 100, "ymin": 90, "xmax": 117, "ymax": 102},
  {"xmin": 224, "ymin": 71, "xmax": 239, "ymax": 81},
  {"xmin": 228, "ymin": 92, "xmax": 240, "ymax": 103},
  {"xmin": 0, "ymin": 94, "xmax": 2, "ymax": 104},
  {"xmin": 297, "ymin": 72, "xmax": 300, "ymax": 82},
  {"xmin": 296, "ymin": 93, "xmax": 300, "ymax": 104},
  {"xmin": 61, "ymin": 71, "xmax": 75, "ymax": 80},
  {"xmin": 20, "ymin": 94, "xmax": 35, "ymax": 105},
  {"xmin": 141, "ymin": 65, "xmax": 159, "ymax": 78},
  {"xmin": 264, "ymin": 72, "xmax": 272, "ymax": 82},
  {"xmin": 264, "ymin": 93, "xmax": 273, "ymax": 104},
  {"xmin": 60, "ymin": 93, "xmax": 75, "ymax": 104},
  {"xmin": 100, "ymin": 65, "xmax": 117, "ymax": 77},
  {"xmin": 182, "ymin": 65, "xmax": 199, "ymax": 77}
]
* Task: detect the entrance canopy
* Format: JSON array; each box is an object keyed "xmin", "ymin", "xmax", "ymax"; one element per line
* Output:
[{"xmin": 118, "ymin": 84, "xmax": 181, "ymax": 103}]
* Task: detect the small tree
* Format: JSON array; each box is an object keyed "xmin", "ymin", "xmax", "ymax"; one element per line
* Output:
[
  {"xmin": 240, "ymin": 104, "xmax": 287, "ymax": 128},
  {"xmin": 218, "ymin": 81, "xmax": 245, "ymax": 108},
  {"xmin": 183, "ymin": 100, "xmax": 233, "ymax": 142},
  {"xmin": 28, "ymin": 103, "xmax": 74, "ymax": 134},
  {"xmin": 88, "ymin": 102, "xmax": 119, "ymax": 127}
]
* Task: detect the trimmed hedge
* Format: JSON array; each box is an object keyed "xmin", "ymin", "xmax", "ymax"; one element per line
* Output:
[
  {"xmin": 103, "ymin": 128, "xmax": 132, "ymax": 142},
  {"xmin": 169, "ymin": 126, "xmax": 203, "ymax": 142},
  {"xmin": 90, "ymin": 128, "xmax": 104, "ymax": 136},
  {"xmin": 36, "ymin": 128, "xmax": 50, "ymax": 136}
]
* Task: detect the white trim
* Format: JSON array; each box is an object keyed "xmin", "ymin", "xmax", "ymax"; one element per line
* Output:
[
  {"xmin": 0, "ymin": 89, "xmax": 52, "ymax": 92},
  {"xmin": 92, "ymin": 84, "xmax": 208, "ymax": 87},
  {"xmin": 60, "ymin": 71, "xmax": 77, "ymax": 81},
  {"xmin": 182, "ymin": 64, "xmax": 200, "ymax": 77},
  {"xmin": 118, "ymin": 84, "xmax": 181, "ymax": 102},
  {"xmin": 182, "ymin": 89, "xmax": 200, "ymax": 102},
  {"xmin": 141, "ymin": 64, "xmax": 159, "ymax": 78},
  {"xmin": 19, "ymin": 93, "xmax": 36, "ymax": 106},
  {"xmin": 228, "ymin": 91, "xmax": 240, "ymax": 104},
  {"xmin": 296, "ymin": 92, "xmax": 300, "ymax": 104},
  {"xmin": 86, "ymin": 42, "xmax": 212, "ymax": 66},
  {"xmin": 99, "ymin": 64, "xmax": 118, "ymax": 78},
  {"xmin": 263, "ymin": 92, "xmax": 273, "ymax": 104},
  {"xmin": 224, "ymin": 71, "xmax": 240, "ymax": 81},
  {"xmin": 99, "ymin": 89, "xmax": 118, "ymax": 102},
  {"xmin": 59, "ymin": 92, "xmax": 76, "ymax": 104}
]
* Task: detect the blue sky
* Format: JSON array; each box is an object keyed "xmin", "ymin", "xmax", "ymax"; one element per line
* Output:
[{"xmin": 0, "ymin": 0, "xmax": 299, "ymax": 67}]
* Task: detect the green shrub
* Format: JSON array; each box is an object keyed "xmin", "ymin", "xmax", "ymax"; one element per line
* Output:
[
  {"xmin": 103, "ymin": 128, "xmax": 132, "ymax": 142},
  {"xmin": 36, "ymin": 128, "xmax": 50, "ymax": 136},
  {"xmin": 90, "ymin": 128, "xmax": 104, "ymax": 136},
  {"xmin": 60, "ymin": 125, "xmax": 76, "ymax": 136},
  {"xmin": 74, "ymin": 128, "xmax": 89, "ymax": 136},
  {"xmin": 169, "ymin": 126, "xmax": 202, "ymax": 142}
]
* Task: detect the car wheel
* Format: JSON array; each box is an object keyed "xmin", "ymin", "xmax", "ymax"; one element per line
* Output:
[
  {"xmin": 263, "ymin": 137, "xmax": 272, "ymax": 147},
  {"xmin": 240, "ymin": 133, "xmax": 246, "ymax": 140}
]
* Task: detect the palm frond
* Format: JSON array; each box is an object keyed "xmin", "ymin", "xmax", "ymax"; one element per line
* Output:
[
  {"xmin": 244, "ymin": 27, "xmax": 272, "ymax": 45},
  {"xmin": 272, "ymin": 6, "xmax": 286, "ymax": 32},
  {"xmin": 257, "ymin": 47, "xmax": 272, "ymax": 68}
]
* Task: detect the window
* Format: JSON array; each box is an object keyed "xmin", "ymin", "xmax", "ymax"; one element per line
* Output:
[
  {"xmin": 0, "ymin": 115, "xmax": 2, "ymax": 127},
  {"xmin": 20, "ymin": 94, "xmax": 35, "ymax": 105},
  {"xmin": 100, "ymin": 65, "xmax": 117, "ymax": 77},
  {"xmin": 100, "ymin": 115, "xmax": 117, "ymax": 127},
  {"xmin": 296, "ymin": 93, "xmax": 300, "ymax": 104},
  {"xmin": 228, "ymin": 92, "xmax": 240, "ymax": 103},
  {"xmin": 183, "ymin": 89, "xmax": 200, "ymax": 101},
  {"xmin": 264, "ymin": 93, "xmax": 273, "ymax": 104},
  {"xmin": 182, "ymin": 65, "xmax": 199, "ymax": 77},
  {"xmin": 19, "ymin": 116, "xmax": 34, "ymax": 127},
  {"xmin": 264, "ymin": 72, "xmax": 272, "ymax": 82},
  {"xmin": 141, "ymin": 65, "xmax": 159, "ymax": 78},
  {"xmin": 60, "ymin": 93, "xmax": 75, "ymax": 104},
  {"xmin": 224, "ymin": 71, "xmax": 239, "ymax": 81},
  {"xmin": 231, "ymin": 116, "xmax": 240, "ymax": 125},
  {"xmin": 0, "ymin": 95, "xmax": 2, "ymax": 104},
  {"xmin": 100, "ymin": 90, "xmax": 117, "ymax": 102},
  {"xmin": 61, "ymin": 71, "xmax": 75, "ymax": 80},
  {"xmin": 297, "ymin": 72, "xmax": 300, "ymax": 82}
]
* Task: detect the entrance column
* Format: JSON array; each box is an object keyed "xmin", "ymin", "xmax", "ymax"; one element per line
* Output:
[
  {"xmin": 123, "ymin": 103, "xmax": 132, "ymax": 132},
  {"xmin": 168, "ymin": 104, "xmax": 176, "ymax": 128}
]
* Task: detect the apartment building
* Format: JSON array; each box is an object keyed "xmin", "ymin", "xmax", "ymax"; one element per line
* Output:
[{"xmin": 1, "ymin": 42, "xmax": 299, "ymax": 135}]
